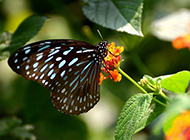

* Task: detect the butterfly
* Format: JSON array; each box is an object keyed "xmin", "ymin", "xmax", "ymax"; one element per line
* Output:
[{"xmin": 8, "ymin": 39, "xmax": 108, "ymax": 115}]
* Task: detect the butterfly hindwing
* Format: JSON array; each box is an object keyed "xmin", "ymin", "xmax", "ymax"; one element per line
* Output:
[
  {"xmin": 51, "ymin": 60, "xmax": 101, "ymax": 115},
  {"xmin": 8, "ymin": 39, "xmax": 107, "ymax": 115}
]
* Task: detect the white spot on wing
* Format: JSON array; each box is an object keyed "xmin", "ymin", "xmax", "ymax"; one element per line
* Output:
[
  {"xmin": 63, "ymin": 97, "xmax": 67, "ymax": 103},
  {"xmin": 61, "ymin": 88, "xmax": 66, "ymax": 93},
  {"xmin": 76, "ymin": 50, "xmax": 82, "ymax": 53},
  {"xmin": 36, "ymin": 55, "xmax": 43, "ymax": 61},
  {"xmin": 56, "ymin": 57, "xmax": 62, "ymax": 61},
  {"xmin": 40, "ymin": 73, "xmax": 45, "ymax": 79},
  {"xmin": 33, "ymin": 62, "xmax": 39, "ymax": 68},
  {"xmin": 63, "ymin": 50, "xmax": 71, "ymax": 55},
  {"xmin": 49, "ymin": 64, "xmax": 54, "ymax": 69},
  {"xmin": 14, "ymin": 59, "xmax": 18, "ymax": 63},
  {"xmin": 83, "ymin": 49, "xmax": 94, "ymax": 53},
  {"xmin": 48, "ymin": 69, "xmax": 54, "ymax": 76},
  {"xmin": 25, "ymin": 65, "xmax": 29, "ymax": 70}
]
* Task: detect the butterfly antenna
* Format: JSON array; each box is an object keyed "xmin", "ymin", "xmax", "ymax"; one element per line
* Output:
[
  {"xmin": 108, "ymin": 51, "xmax": 119, "ymax": 57},
  {"xmin": 97, "ymin": 30, "xmax": 104, "ymax": 41}
]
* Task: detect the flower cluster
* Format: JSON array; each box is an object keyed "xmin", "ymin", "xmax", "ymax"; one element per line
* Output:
[
  {"xmin": 165, "ymin": 110, "xmax": 190, "ymax": 140},
  {"xmin": 99, "ymin": 42, "xmax": 124, "ymax": 85},
  {"xmin": 172, "ymin": 34, "xmax": 190, "ymax": 50}
]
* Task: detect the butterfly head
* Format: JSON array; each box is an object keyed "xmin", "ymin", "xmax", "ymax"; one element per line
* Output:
[{"xmin": 94, "ymin": 41, "xmax": 108, "ymax": 63}]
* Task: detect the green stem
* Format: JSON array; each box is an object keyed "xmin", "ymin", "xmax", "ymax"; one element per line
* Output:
[
  {"xmin": 153, "ymin": 98, "xmax": 167, "ymax": 107},
  {"xmin": 117, "ymin": 67, "xmax": 168, "ymax": 107},
  {"xmin": 147, "ymin": 84, "xmax": 156, "ymax": 92},
  {"xmin": 117, "ymin": 67, "xmax": 147, "ymax": 94},
  {"xmin": 159, "ymin": 90, "xmax": 171, "ymax": 102}
]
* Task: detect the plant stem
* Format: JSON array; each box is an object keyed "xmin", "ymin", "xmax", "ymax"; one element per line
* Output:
[
  {"xmin": 153, "ymin": 98, "xmax": 167, "ymax": 107},
  {"xmin": 117, "ymin": 67, "xmax": 168, "ymax": 107},
  {"xmin": 117, "ymin": 67, "xmax": 147, "ymax": 94},
  {"xmin": 159, "ymin": 90, "xmax": 171, "ymax": 102}
]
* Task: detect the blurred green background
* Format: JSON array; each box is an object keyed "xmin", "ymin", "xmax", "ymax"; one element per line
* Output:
[{"xmin": 0, "ymin": 0, "xmax": 190, "ymax": 140}]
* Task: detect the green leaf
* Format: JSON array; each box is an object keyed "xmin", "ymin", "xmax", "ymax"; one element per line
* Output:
[
  {"xmin": 134, "ymin": 95, "xmax": 165, "ymax": 134},
  {"xmin": 0, "ymin": 51, "xmax": 10, "ymax": 61},
  {"xmin": 8, "ymin": 15, "xmax": 48, "ymax": 53},
  {"xmin": 134, "ymin": 107, "xmax": 152, "ymax": 133},
  {"xmin": 115, "ymin": 93, "xmax": 153, "ymax": 140},
  {"xmin": 0, "ymin": 31, "xmax": 12, "ymax": 49},
  {"xmin": 146, "ymin": 101, "xmax": 165, "ymax": 125},
  {"xmin": 0, "ymin": 31, "xmax": 12, "ymax": 61},
  {"xmin": 161, "ymin": 71, "xmax": 190, "ymax": 94},
  {"xmin": 12, "ymin": 125, "xmax": 36, "ymax": 140},
  {"xmin": 0, "ymin": 117, "xmax": 21, "ymax": 136},
  {"xmin": 135, "ymin": 96, "xmax": 166, "ymax": 135},
  {"xmin": 82, "ymin": 0, "xmax": 143, "ymax": 36},
  {"xmin": 0, "ymin": 117, "xmax": 36, "ymax": 139}
]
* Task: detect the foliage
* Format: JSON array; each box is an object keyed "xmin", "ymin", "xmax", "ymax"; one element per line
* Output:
[
  {"xmin": 82, "ymin": 0, "xmax": 143, "ymax": 36},
  {"xmin": 0, "ymin": 117, "xmax": 36, "ymax": 140}
]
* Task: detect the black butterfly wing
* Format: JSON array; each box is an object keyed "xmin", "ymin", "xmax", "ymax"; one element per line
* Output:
[{"xmin": 8, "ymin": 39, "xmax": 102, "ymax": 115}]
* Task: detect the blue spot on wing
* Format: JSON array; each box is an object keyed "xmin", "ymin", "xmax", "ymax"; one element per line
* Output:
[
  {"xmin": 50, "ymin": 73, "xmax": 56, "ymax": 79},
  {"xmin": 23, "ymin": 46, "xmax": 31, "ymax": 50},
  {"xmin": 59, "ymin": 60, "xmax": 66, "ymax": 68},
  {"xmin": 76, "ymin": 60, "xmax": 89, "ymax": 66},
  {"xmin": 81, "ymin": 61, "xmax": 93, "ymax": 75},
  {"xmin": 40, "ymin": 64, "xmax": 48, "ymax": 72},
  {"xmin": 45, "ymin": 56, "xmax": 54, "ymax": 63},
  {"xmin": 38, "ymin": 45, "xmax": 50, "ymax": 52},
  {"xmin": 25, "ymin": 49, "xmax": 31, "ymax": 54},
  {"xmin": 90, "ymin": 63, "xmax": 97, "ymax": 81},
  {"xmin": 70, "ymin": 75, "xmax": 79, "ymax": 87},
  {"xmin": 60, "ymin": 70, "xmax": 66, "ymax": 77},
  {"xmin": 69, "ymin": 47, "xmax": 74, "ymax": 50},
  {"xmin": 80, "ymin": 61, "xmax": 93, "ymax": 82},
  {"xmin": 68, "ymin": 58, "xmax": 78, "ymax": 66},
  {"xmin": 71, "ymin": 81, "xmax": 79, "ymax": 92},
  {"xmin": 63, "ymin": 76, "xmax": 68, "ymax": 80},
  {"xmin": 74, "ymin": 71, "xmax": 79, "ymax": 75},
  {"xmin": 23, "ymin": 57, "xmax": 28, "ymax": 61},
  {"xmin": 48, "ymin": 69, "xmax": 54, "ymax": 76}
]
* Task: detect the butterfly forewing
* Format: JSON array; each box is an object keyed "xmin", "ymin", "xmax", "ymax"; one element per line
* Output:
[{"xmin": 8, "ymin": 39, "xmax": 108, "ymax": 115}]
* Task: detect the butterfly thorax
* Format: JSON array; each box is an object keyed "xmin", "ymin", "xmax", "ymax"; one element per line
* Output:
[{"xmin": 94, "ymin": 41, "xmax": 108, "ymax": 64}]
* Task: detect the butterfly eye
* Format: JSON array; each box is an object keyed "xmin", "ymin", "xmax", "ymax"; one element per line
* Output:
[{"xmin": 8, "ymin": 39, "xmax": 108, "ymax": 115}]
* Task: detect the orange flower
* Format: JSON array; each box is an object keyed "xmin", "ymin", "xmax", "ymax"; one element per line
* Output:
[
  {"xmin": 109, "ymin": 69, "xmax": 122, "ymax": 82},
  {"xmin": 172, "ymin": 34, "xmax": 190, "ymax": 50},
  {"xmin": 165, "ymin": 110, "xmax": 190, "ymax": 140},
  {"xmin": 99, "ymin": 42, "xmax": 124, "ymax": 85},
  {"xmin": 99, "ymin": 73, "xmax": 105, "ymax": 85}
]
